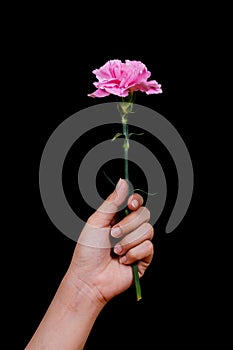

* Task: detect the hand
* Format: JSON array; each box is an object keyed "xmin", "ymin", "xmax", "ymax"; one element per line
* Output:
[
  {"xmin": 25, "ymin": 179, "xmax": 154, "ymax": 350},
  {"xmin": 67, "ymin": 178, "xmax": 154, "ymax": 304}
]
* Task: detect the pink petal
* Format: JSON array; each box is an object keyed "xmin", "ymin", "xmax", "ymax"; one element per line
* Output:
[
  {"xmin": 104, "ymin": 86, "xmax": 129, "ymax": 97},
  {"xmin": 93, "ymin": 60, "xmax": 122, "ymax": 81},
  {"xmin": 125, "ymin": 60, "xmax": 151, "ymax": 80},
  {"xmin": 130, "ymin": 80, "xmax": 162, "ymax": 94},
  {"xmin": 88, "ymin": 59, "xmax": 163, "ymax": 98},
  {"xmin": 94, "ymin": 78, "xmax": 121, "ymax": 89},
  {"xmin": 145, "ymin": 80, "xmax": 163, "ymax": 94},
  {"xmin": 87, "ymin": 89, "xmax": 110, "ymax": 98}
]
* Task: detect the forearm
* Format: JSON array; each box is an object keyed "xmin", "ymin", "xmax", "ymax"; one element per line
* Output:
[{"xmin": 25, "ymin": 272, "xmax": 104, "ymax": 350}]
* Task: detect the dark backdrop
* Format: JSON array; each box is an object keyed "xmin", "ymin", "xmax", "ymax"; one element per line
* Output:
[{"xmin": 8, "ymin": 10, "xmax": 217, "ymax": 349}]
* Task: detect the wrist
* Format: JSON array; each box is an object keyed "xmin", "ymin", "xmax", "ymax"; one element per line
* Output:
[
  {"xmin": 60, "ymin": 269, "xmax": 107, "ymax": 313},
  {"xmin": 25, "ymin": 270, "xmax": 105, "ymax": 349}
]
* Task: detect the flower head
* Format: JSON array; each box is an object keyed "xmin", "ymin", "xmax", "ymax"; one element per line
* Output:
[{"xmin": 88, "ymin": 59, "xmax": 162, "ymax": 98}]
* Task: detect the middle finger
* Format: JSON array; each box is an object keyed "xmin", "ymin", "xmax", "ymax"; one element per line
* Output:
[{"xmin": 110, "ymin": 206, "xmax": 150, "ymax": 238}]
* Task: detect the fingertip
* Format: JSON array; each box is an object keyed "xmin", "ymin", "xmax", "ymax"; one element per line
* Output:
[
  {"xmin": 116, "ymin": 178, "xmax": 128, "ymax": 192},
  {"xmin": 128, "ymin": 193, "xmax": 143, "ymax": 211},
  {"xmin": 119, "ymin": 256, "xmax": 127, "ymax": 264},
  {"xmin": 114, "ymin": 178, "xmax": 129, "ymax": 204},
  {"xmin": 131, "ymin": 199, "xmax": 139, "ymax": 209},
  {"xmin": 111, "ymin": 226, "xmax": 122, "ymax": 238}
]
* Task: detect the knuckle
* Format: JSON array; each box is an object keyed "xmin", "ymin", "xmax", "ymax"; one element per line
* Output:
[
  {"xmin": 128, "ymin": 249, "xmax": 138, "ymax": 261},
  {"xmin": 149, "ymin": 226, "xmax": 154, "ymax": 240},
  {"xmin": 144, "ymin": 240, "xmax": 154, "ymax": 253},
  {"xmin": 140, "ymin": 206, "xmax": 151, "ymax": 221},
  {"xmin": 87, "ymin": 214, "xmax": 94, "ymax": 224},
  {"xmin": 141, "ymin": 222, "xmax": 153, "ymax": 237}
]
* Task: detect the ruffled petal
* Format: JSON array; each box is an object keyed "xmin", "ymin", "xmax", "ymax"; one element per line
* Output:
[
  {"xmin": 87, "ymin": 89, "xmax": 110, "ymax": 98},
  {"xmin": 88, "ymin": 59, "xmax": 162, "ymax": 98},
  {"xmin": 104, "ymin": 86, "xmax": 129, "ymax": 97},
  {"xmin": 93, "ymin": 60, "xmax": 122, "ymax": 81},
  {"xmin": 95, "ymin": 78, "xmax": 121, "ymax": 89},
  {"xmin": 130, "ymin": 80, "xmax": 162, "ymax": 94},
  {"xmin": 145, "ymin": 80, "xmax": 163, "ymax": 94}
]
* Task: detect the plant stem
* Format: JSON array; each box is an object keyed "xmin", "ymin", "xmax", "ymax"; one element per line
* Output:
[
  {"xmin": 133, "ymin": 264, "xmax": 142, "ymax": 301},
  {"xmin": 122, "ymin": 115, "xmax": 142, "ymax": 301},
  {"xmin": 122, "ymin": 122, "xmax": 129, "ymax": 182}
]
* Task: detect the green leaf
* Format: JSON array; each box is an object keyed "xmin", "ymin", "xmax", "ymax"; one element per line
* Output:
[
  {"xmin": 112, "ymin": 132, "xmax": 123, "ymax": 141},
  {"xmin": 128, "ymin": 132, "xmax": 144, "ymax": 138},
  {"xmin": 103, "ymin": 172, "xmax": 116, "ymax": 187},
  {"xmin": 134, "ymin": 188, "xmax": 158, "ymax": 196}
]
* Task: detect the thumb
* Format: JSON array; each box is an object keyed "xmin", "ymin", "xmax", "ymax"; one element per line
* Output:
[{"xmin": 87, "ymin": 178, "xmax": 128, "ymax": 228}]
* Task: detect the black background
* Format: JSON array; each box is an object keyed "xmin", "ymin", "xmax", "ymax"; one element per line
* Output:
[{"xmin": 6, "ymin": 6, "xmax": 221, "ymax": 349}]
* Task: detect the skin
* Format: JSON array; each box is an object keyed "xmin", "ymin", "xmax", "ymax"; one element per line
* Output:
[{"xmin": 25, "ymin": 179, "xmax": 154, "ymax": 350}]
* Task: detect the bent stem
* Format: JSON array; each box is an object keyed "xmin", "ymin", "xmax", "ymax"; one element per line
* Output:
[{"xmin": 122, "ymin": 112, "xmax": 142, "ymax": 301}]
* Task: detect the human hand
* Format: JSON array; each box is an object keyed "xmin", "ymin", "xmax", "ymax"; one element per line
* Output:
[
  {"xmin": 25, "ymin": 179, "xmax": 154, "ymax": 350},
  {"xmin": 67, "ymin": 179, "xmax": 154, "ymax": 305}
]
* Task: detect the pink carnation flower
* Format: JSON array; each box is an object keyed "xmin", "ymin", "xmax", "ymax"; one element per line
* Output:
[{"xmin": 88, "ymin": 59, "xmax": 162, "ymax": 98}]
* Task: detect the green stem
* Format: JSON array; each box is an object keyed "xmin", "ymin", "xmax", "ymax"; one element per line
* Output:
[
  {"xmin": 122, "ymin": 122, "xmax": 129, "ymax": 182},
  {"xmin": 133, "ymin": 264, "xmax": 142, "ymax": 301},
  {"xmin": 122, "ymin": 115, "xmax": 142, "ymax": 301}
]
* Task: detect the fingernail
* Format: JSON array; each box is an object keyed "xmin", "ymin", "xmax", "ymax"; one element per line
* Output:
[
  {"xmin": 114, "ymin": 244, "xmax": 123, "ymax": 254},
  {"xmin": 116, "ymin": 178, "xmax": 123, "ymax": 192},
  {"xmin": 131, "ymin": 199, "xmax": 139, "ymax": 208},
  {"xmin": 119, "ymin": 256, "xmax": 127, "ymax": 264},
  {"xmin": 111, "ymin": 226, "xmax": 122, "ymax": 238}
]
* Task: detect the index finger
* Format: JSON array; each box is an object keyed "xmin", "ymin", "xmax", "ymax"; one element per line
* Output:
[{"xmin": 127, "ymin": 193, "xmax": 144, "ymax": 211}]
